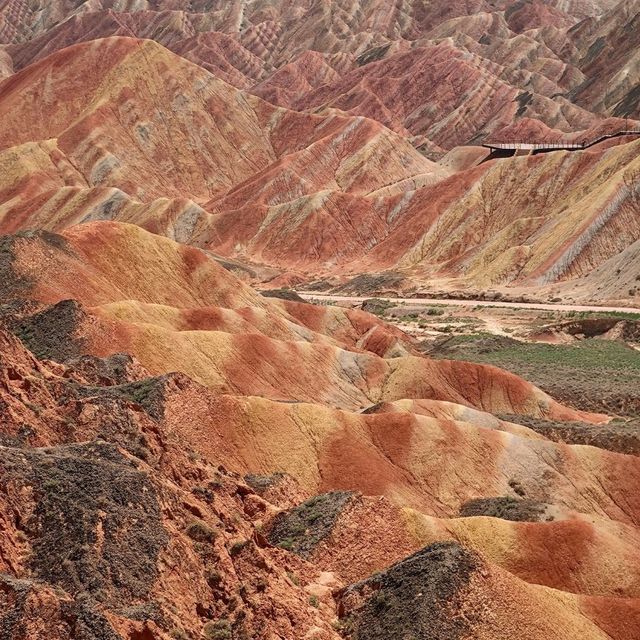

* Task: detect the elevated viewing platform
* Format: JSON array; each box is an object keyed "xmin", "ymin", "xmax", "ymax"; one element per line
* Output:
[{"xmin": 483, "ymin": 129, "xmax": 640, "ymax": 157}]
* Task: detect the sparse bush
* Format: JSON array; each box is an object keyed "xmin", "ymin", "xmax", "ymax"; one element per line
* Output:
[
  {"xmin": 203, "ymin": 619, "xmax": 232, "ymax": 640},
  {"xmin": 205, "ymin": 569, "xmax": 222, "ymax": 588},
  {"xmin": 267, "ymin": 491, "xmax": 354, "ymax": 557},
  {"xmin": 244, "ymin": 472, "xmax": 285, "ymax": 493},
  {"xmin": 192, "ymin": 486, "xmax": 215, "ymax": 503},
  {"xmin": 25, "ymin": 402, "xmax": 44, "ymax": 415},
  {"xmin": 278, "ymin": 538, "xmax": 294, "ymax": 551},
  {"xmin": 186, "ymin": 519, "xmax": 216, "ymax": 544},
  {"xmin": 208, "ymin": 473, "xmax": 224, "ymax": 490},
  {"xmin": 508, "ymin": 479, "xmax": 526, "ymax": 497},
  {"xmin": 229, "ymin": 539, "xmax": 249, "ymax": 556},
  {"xmin": 371, "ymin": 590, "xmax": 390, "ymax": 612},
  {"xmin": 332, "ymin": 617, "xmax": 355, "ymax": 633},
  {"xmin": 459, "ymin": 496, "xmax": 545, "ymax": 522},
  {"xmin": 309, "ymin": 595, "xmax": 320, "ymax": 608},
  {"xmin": 255, "ymin": 577, "xmax": 268, "ymax": 592},
  {"xmin": 286, "ymin": 570, "xmax": 300, "ymax": 585},
  {"xmin": 425, "ymin": 307, "xmax": 445, "ymax": 316},
  {"xmin": 362, "ymin": 298, "xmax": 393, "ymax": 316}
]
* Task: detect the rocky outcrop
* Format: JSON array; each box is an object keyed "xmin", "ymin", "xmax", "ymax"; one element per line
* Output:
[
  {"xmin": 0, "ymin": 35, "xmax": 637, "ymax": 301},
  {"xmin": 1, "ymin": 3, "xmax": 639, "ymax": 637},
  {"xmin": 1, "ymin": 216, "xmax": 639, "ymax": 638}
]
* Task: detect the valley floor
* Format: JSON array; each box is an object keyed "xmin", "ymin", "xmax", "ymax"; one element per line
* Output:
[{"xmin": 300, "ymin": 293, "xmax": 640, "ymax": 314}]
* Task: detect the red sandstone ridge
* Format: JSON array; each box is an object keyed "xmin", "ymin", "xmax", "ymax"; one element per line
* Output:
[
  {"xmin": 0, "ymin": 0, "xmax": 636, "ymax": 143},
  {"xmin": 1, "ymin": 221, "xmax": 598, "ymax": 419},
  {"xmin": 2, "ymin": 219, "xmax": 640, "ymax": 639},
  {"xmin": 1, "ymin": 3, "xmax": 639, "ymax": 638},
  {"xmin": 0, "ymin": 37, "xmax": 441, "ymax": 201},
  {"xmin": 0, "ymin": 35, "xmax": 638, "ymax": 304}
]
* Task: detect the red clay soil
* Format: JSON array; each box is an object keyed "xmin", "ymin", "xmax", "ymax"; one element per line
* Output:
[
  {"xmin": 1, "ymin": 3, "xmax": 640, "ymax": 636},
  {"xmin": 1, "ymin": 219, "xmax": 640, "ymax": 638}
]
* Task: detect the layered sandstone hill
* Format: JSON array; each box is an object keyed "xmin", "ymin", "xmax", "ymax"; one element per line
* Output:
[
  {"xmin": 1, "ymin": 221, "xmax": 593, "ymax": 416},
  {"xmin": 1, "ymin": 1, "xmax": 639, "ymax": 638},
  {"xmin": 1, "ymin": 0, "xmax": 637, "ymax": 141},
  {"xmin": 2, "ymin": 219, "xmax": 640, "ymax": 639},
  {"xmin": 0, "ymin": 35, "xmax": 639, "ymax": 303}
]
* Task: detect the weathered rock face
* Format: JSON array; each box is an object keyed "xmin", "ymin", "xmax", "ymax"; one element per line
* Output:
[
  {"xmin": 2, "ymin": 441, "xmax": 167, "ymax": 604},
  {"xmin": 1, "ymin": 5, "xmax": 640, "ymax": 637},
  {"xmin": 569, "ymin": 0, "xmax": 640, "ymax": 118},
  {"xmin": 0, "ymin": 18, "xmax": 638, "ymax": 300},
  {"xmin": 1, "ymin": 219, "xmax": 640, "ymax": 638},
  {"xmin": 337, "ymin": 542, "xmax": 481, "ymax": 640},
  {"xmin": 0, "ymin": 0, "xmax": 634, "ymax": 137},
  {"xmin": 0, "ymin": 328, "xmax": 346, "ymax": 640}
]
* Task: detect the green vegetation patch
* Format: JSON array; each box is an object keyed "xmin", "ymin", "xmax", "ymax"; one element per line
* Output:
[
  {"xmin": 338, "ymin": 541, "xmax": 478, "ymax": 640},
  {"xmin": 333, "ymin": 272, "xmax": 405, "ymax": 296},
  {"xmin": 260, "ymin": 288, "xmax": 306, "ymax": 303},
  {"xmin": 498, "ymin": 414, "xmax": 640, "ymax": 456},
  {"xmin": 459, "ymin": 496, "xmax": 547, "ymax": 522},
  {"xmin": 203, "ymin": 619, "xmax": 232, "ymax": 639},
  {"xmin": 356, "ymin": 43, "xmax": 391, "ymax": 66},
  {"xmin": 64, "ymin": 353, "xmax": 137, "ymax": 386},
  {"xmin": 361, "ymin": 298, "xmax": 394, "ymax": 316},
  {"xmin": 0, "ymin": 235, "xmax": 31, "ymax": 300},
  {"xmin": 244, "ymin": 472, "xmax": 286, "ymax": 494},
  {"xmin": 564, "ymin": 310, "xmax": 640, "ymax": 321},
  {"xmin": 75, "ymin": 376, "xmax": 168, "ymax": 421},
  {"xmin": 427, "ymin": 334, "xmax": 640, "ymax": 416},
  {"xmin": 0, "ymin": 230, "xmax": 74, "ymax": 301},
  {"xmin": 107, "ymin": 378, "xmax": 168, "ymax": 420},
  {"xmin": 12, "ymin": 299, "xmax": 86, "ymax": 362},
  {"xmin": 471, "ymin": 337, "xmax": 640, "ymax": 370},
  {"xmin": 1, "ymin": 441, "xmax": 167, "ymax": 607},
  {"xmin": 267, "ymin": 491, "xmax": 355, "ymax": 557}
]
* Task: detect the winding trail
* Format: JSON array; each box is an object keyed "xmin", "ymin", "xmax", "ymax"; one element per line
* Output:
[{"xmin": 298, "ymin": 293, "xmax": 640, "ymax": 314}]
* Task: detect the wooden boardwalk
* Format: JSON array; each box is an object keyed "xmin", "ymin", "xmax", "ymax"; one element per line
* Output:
[{"xmin": 483, "ymin": 129, "xmax": 640, "ymax": 155}]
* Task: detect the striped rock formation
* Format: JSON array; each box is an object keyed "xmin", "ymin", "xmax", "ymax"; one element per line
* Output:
[
  {"xmin": 1, "ymin": 219, "xmax": 639, "ymax": 639},
  {"xmin": 0, "ymin": 36, "xmax": 638, "ymax": 304}
]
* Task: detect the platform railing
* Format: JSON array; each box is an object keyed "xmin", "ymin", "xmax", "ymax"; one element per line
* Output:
[{"xmin": 483, "ymin": 129, "xmax": 640, "ymax": 152}]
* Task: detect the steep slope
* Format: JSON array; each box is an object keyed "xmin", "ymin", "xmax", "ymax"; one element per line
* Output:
[
  {"xmin": 569, "ymin": 0, "xmax": 640, "ymax": 118},
  {"xmin": 286, "ymin": 40, "xmax": 599, "ymax": 148},
  {"xmin": 383, "ymin": 138, "xmax": 640, "ymax": 291},
  {"xmin": 0, "ymin": 35, "xmax": 637, "ymax": 301},
  {"xmin": 0, "ymin": 37, "xmax": 438, "ymax": 202},
  {"xmin": 2, "ymin": 225, "xmax": 640, "ymax": 637},
  {"xmin": 0, "ymin": 329, "xmax": 346, "ymax": 640},
  {"xmin": 0, "ymin": 37, "xmax": 277, "ymax": 201},
  {"xmin": 1, "ymin": 2, "xmax": 639, "ymax": 637},
  {"xmin": 1, "ymin": 0, "xmax": 635, "ymax": 148}
]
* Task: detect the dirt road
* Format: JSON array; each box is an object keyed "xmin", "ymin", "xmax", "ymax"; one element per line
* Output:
[{"xmin": 298, "ymin": 293, "xmax": 640, "ymax": 314}]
